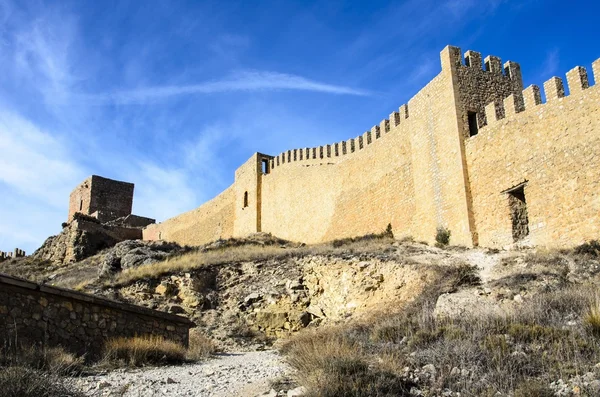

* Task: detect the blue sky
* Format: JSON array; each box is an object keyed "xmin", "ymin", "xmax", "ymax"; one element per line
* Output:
[{"xmin": 1, "ymin": 0, "xmax": 599, "ymax": 254}]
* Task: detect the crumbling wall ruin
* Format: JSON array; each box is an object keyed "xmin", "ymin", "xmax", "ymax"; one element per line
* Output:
[
  {"xmin": 68, "ymin": 175, "xmax": 135, "ymax": 223},
  {"xmin": 0, "ymin": 249, "xmax": 26, "ymax": 262}
]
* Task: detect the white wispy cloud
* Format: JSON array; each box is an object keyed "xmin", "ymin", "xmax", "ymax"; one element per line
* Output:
[
  {"xmin": 538, "ymin": 48, "xmax": 560, "ymax": 80},
  {"xmin": 125, "ymin": 163, "xmax": 198, "ymax": 222},
  {"xmin": 12, "ymin": 14, "xmax": 79, "ymax": 105},
  {"xmin": 0, "ymin": 110, "xmax": 86, "ymax": 208},
  {"xmin": 86, "ymin": 71, "xmax": 371, "ymax": 104},
  {"xmin": 0, "ymin": 110, "xmax": 87, "ymax": 253}
]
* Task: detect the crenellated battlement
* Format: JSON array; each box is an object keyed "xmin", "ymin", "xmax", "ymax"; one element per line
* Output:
[
  {"xmin": 0, "ymin": 248, "xmax": 26, "ymax": 262},
  {"xmin": 442, "ymin": 46, "xmax": 524, "ymax": 90},
  {"xmin": 268, "ymin": 103, "xmax": 410, "ymax": 172},
  {"xmin": 144, "ymin": 45, "xmax": 600, "ymax": 251},
  {"xmin": 476, "ymin": 58, "xmax": 600, "ymax": 132}
]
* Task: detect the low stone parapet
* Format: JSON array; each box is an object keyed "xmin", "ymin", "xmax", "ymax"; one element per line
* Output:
[{"xmin": 0, "ymin": 273, "xmax": 194, "ymax": 357}]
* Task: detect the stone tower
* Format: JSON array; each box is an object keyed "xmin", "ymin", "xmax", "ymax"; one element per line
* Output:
[{"xmin": 68, "ymin": 175, "xmax": 134, "ymax": 223}]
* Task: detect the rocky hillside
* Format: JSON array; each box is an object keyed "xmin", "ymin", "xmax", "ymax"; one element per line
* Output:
[
  {"xmin": 5, "ymin": 232, "xmax": 600, "ymax": 395},
  {"xmin": 7, "ymin": 232, "xmax": 599, "ymax": 354}
]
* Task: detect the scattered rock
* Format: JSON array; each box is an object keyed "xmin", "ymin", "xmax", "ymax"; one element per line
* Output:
[
  {"xmin": 168, "ymin": 304, "xmax": 186, "ymax": 314},
  {"xmin": 513, "ymin": 294, "xmax": 523, "ymax": 302},
  {"xmin": 245, "ymin": 293, "xmax": 263, "ymax": 305},
  {"xmin": 97, "ymin": 380, "xmax": 112, "ymax": 389},
  {"xmin": 422, "ymin": 364, "xmax": 436, "ymax": 377},
  {"xmin": 287, "ymin": 386, "xmax": 306, "ymax": 396},
  {"xmin": 306, "ymin": 305, "xmax": 325, "ymax": 319}
]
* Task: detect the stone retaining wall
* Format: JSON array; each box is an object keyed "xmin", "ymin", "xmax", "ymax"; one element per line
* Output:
[{"xmin": 0, "ymin": 273, "xmax": 194, "ymax": 357}]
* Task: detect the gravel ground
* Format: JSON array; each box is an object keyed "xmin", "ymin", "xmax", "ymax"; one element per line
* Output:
[{"xmin": 74, "ymin": 351, "xmax": 292, "ymax": 397}]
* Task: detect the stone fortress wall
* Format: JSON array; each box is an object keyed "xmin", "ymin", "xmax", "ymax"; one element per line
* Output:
[
  {"xmin": 0, "ymin": 273, "xmax": 193, "ymax": 356},
  {"xmin": 465, "ymin": 61, "xmax": 600, "ymax": 248},
  {"xmin": 0, "ymin": 248, "xmax": 26, "ymax": 262},
  {"xmin": 140, "ymin": 45, "xmax": 600, "ymax": 249}
]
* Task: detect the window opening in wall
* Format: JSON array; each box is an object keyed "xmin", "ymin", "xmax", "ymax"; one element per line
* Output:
[
  {"xmin": 468, "ymin": 111, "xmax": 479, "ymax": 137},
  {"xmin": 243, "ymin": 191, "xmax": 249, "ymax": 208},
  {"xmin": 507, "ymin": 185, "xmax": 529, "ymax": 242},
  {"xmin": 79, "ymin": 200, "xmax": 83, "ymax": 211},
  {"xmin": 261, "ymin": 159, "xmax": 269, "ymax": 174}
]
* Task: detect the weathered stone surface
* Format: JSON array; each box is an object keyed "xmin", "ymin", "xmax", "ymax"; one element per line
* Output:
[
  {"xmin": 254, "ymin": 311, "xmax": 288, "ymax": 330},
  {"xmin": 142, "ymin": 47, "xmax": 600, "ymax": 251},
  {"xmin": 68, "ymin": 175, "xmax": 133, "ymax": 224},
  {"xmin": 34, "ymin": 219, "xmax": 126, "ymax": 265},
  {"xmin": 434, "ymin": 290, "xmax": 508, "ymax": 318}
]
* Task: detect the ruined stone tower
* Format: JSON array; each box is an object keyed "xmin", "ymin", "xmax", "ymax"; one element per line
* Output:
[{"xmin": 68, "ymin": 175, "xmax": 134, "ymax": 223}]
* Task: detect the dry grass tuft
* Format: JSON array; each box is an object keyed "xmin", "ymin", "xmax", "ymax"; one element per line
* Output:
[
  {"xmin": 0, "ymin": 366, "xmax": 83, "ymax": 397},
  {"xmin": 113, "ymin": 231, "xmax": 397, "ymax": 286},
  {"xmin": 101, "ymin": 335, "xmax": 187, "ymax": 367},
  {"xmin": 281, "ymin": 328, "xmax": 414, "ymax": 396},
  {"xmin": 185, "ymin": 330, "xmax": 216, "ymax": 361},
  {"xmin": 1, "ymin": 344, "xmax": 84, "ymax": 375},
  {"xmin": 115, "ymin": 244, "xmax": 290, "ymax": 285},
  {"xmin": 584, "ymin": 296, "xmax": 600, "ymax": 337},
  {"xmin": 513, "ymin": 380, "xmax": 556, "ymax": 397}
]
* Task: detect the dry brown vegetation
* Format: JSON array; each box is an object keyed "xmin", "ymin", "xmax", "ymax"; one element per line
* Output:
[
  {"xmin": 281, "ymin": 257, "xmax": 600, "ymax": 396},
  {"xmin": 185, "ymin": 329, "xmax": 217, "ymax": 360},
  {"xmin": 0, "ymin": 344, "xmax": 84, "ymax": 397},
  {"xmin": 0, "ymin": 366, "xmax": 83, "ymax": 397},
  {"xmin": 100, "ymin": 332, "xmax": 215, "ymax": 367},
  {"xmin": 0, "ymin": 332, "xmax": 214, "ymax": 396},
  {"xmin": 101, "ymin": 335, "xmax": 187, "ymax": 367},
  {"xmin": 112, "ymin": 234, "xmax": 398, "ymax": 286},
  {"xmin": 1, "ymin": 344, "xmax": 84, "ymax": 375}
]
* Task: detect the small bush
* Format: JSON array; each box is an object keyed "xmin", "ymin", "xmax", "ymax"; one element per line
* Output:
[
  {"xmin": 185, "ymin": 330, "xmax": 216, "ymax": 360},
  {"xmin": 446, "ymin": 263, "xmax": 481, "ymax": 290},
  {"xmin": 228, "ymin": 318, "xmax": 257, "ymax": 338},
  {"xmin": 384, "ymin": 223, "xmax": 394, "ymax": 238},
  {"xmin": 0, "ymin": 366, "xmax": 83, "ymax": 397},
  {"xmin": 584, "ymin": 297, "xmax": 600, "ymax": 338},
  {"xmin": 435, "ymin": 227, "xmax": 451, "ymax": 246},
  {"xmin": 282, "ymin": 328, "xmax": 413, "ymax": 396},
  {"xmin": 331, "ymin": 225, "xmax": 394, "ymax": 248},
  {"xmin": 312, "ymin": 358, "xmax": 414, "ymax": 397},
  {"xmin": 102, "ymin": 335, "xmax": 186, "ymax": 367},
  {"xmin": 0, "ymin": 345, "xmax": 83, "ymax": 375},
  {"xmin": 574, "ymin": 240, "xmax": 600, "ymax": 257},
  {"xmin": 513, "ymin": 380, "xmax": 555, "ymax": 397}
]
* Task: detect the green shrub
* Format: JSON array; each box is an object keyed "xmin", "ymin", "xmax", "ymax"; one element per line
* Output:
[{"xmin": 435, "ymin": 227, "xmax": 451, "ymax": 246}]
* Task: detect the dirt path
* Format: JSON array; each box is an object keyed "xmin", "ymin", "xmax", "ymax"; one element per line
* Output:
[{"xmin": 74, "ymin": 350, "xmax": 292, "ymax": 397}]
